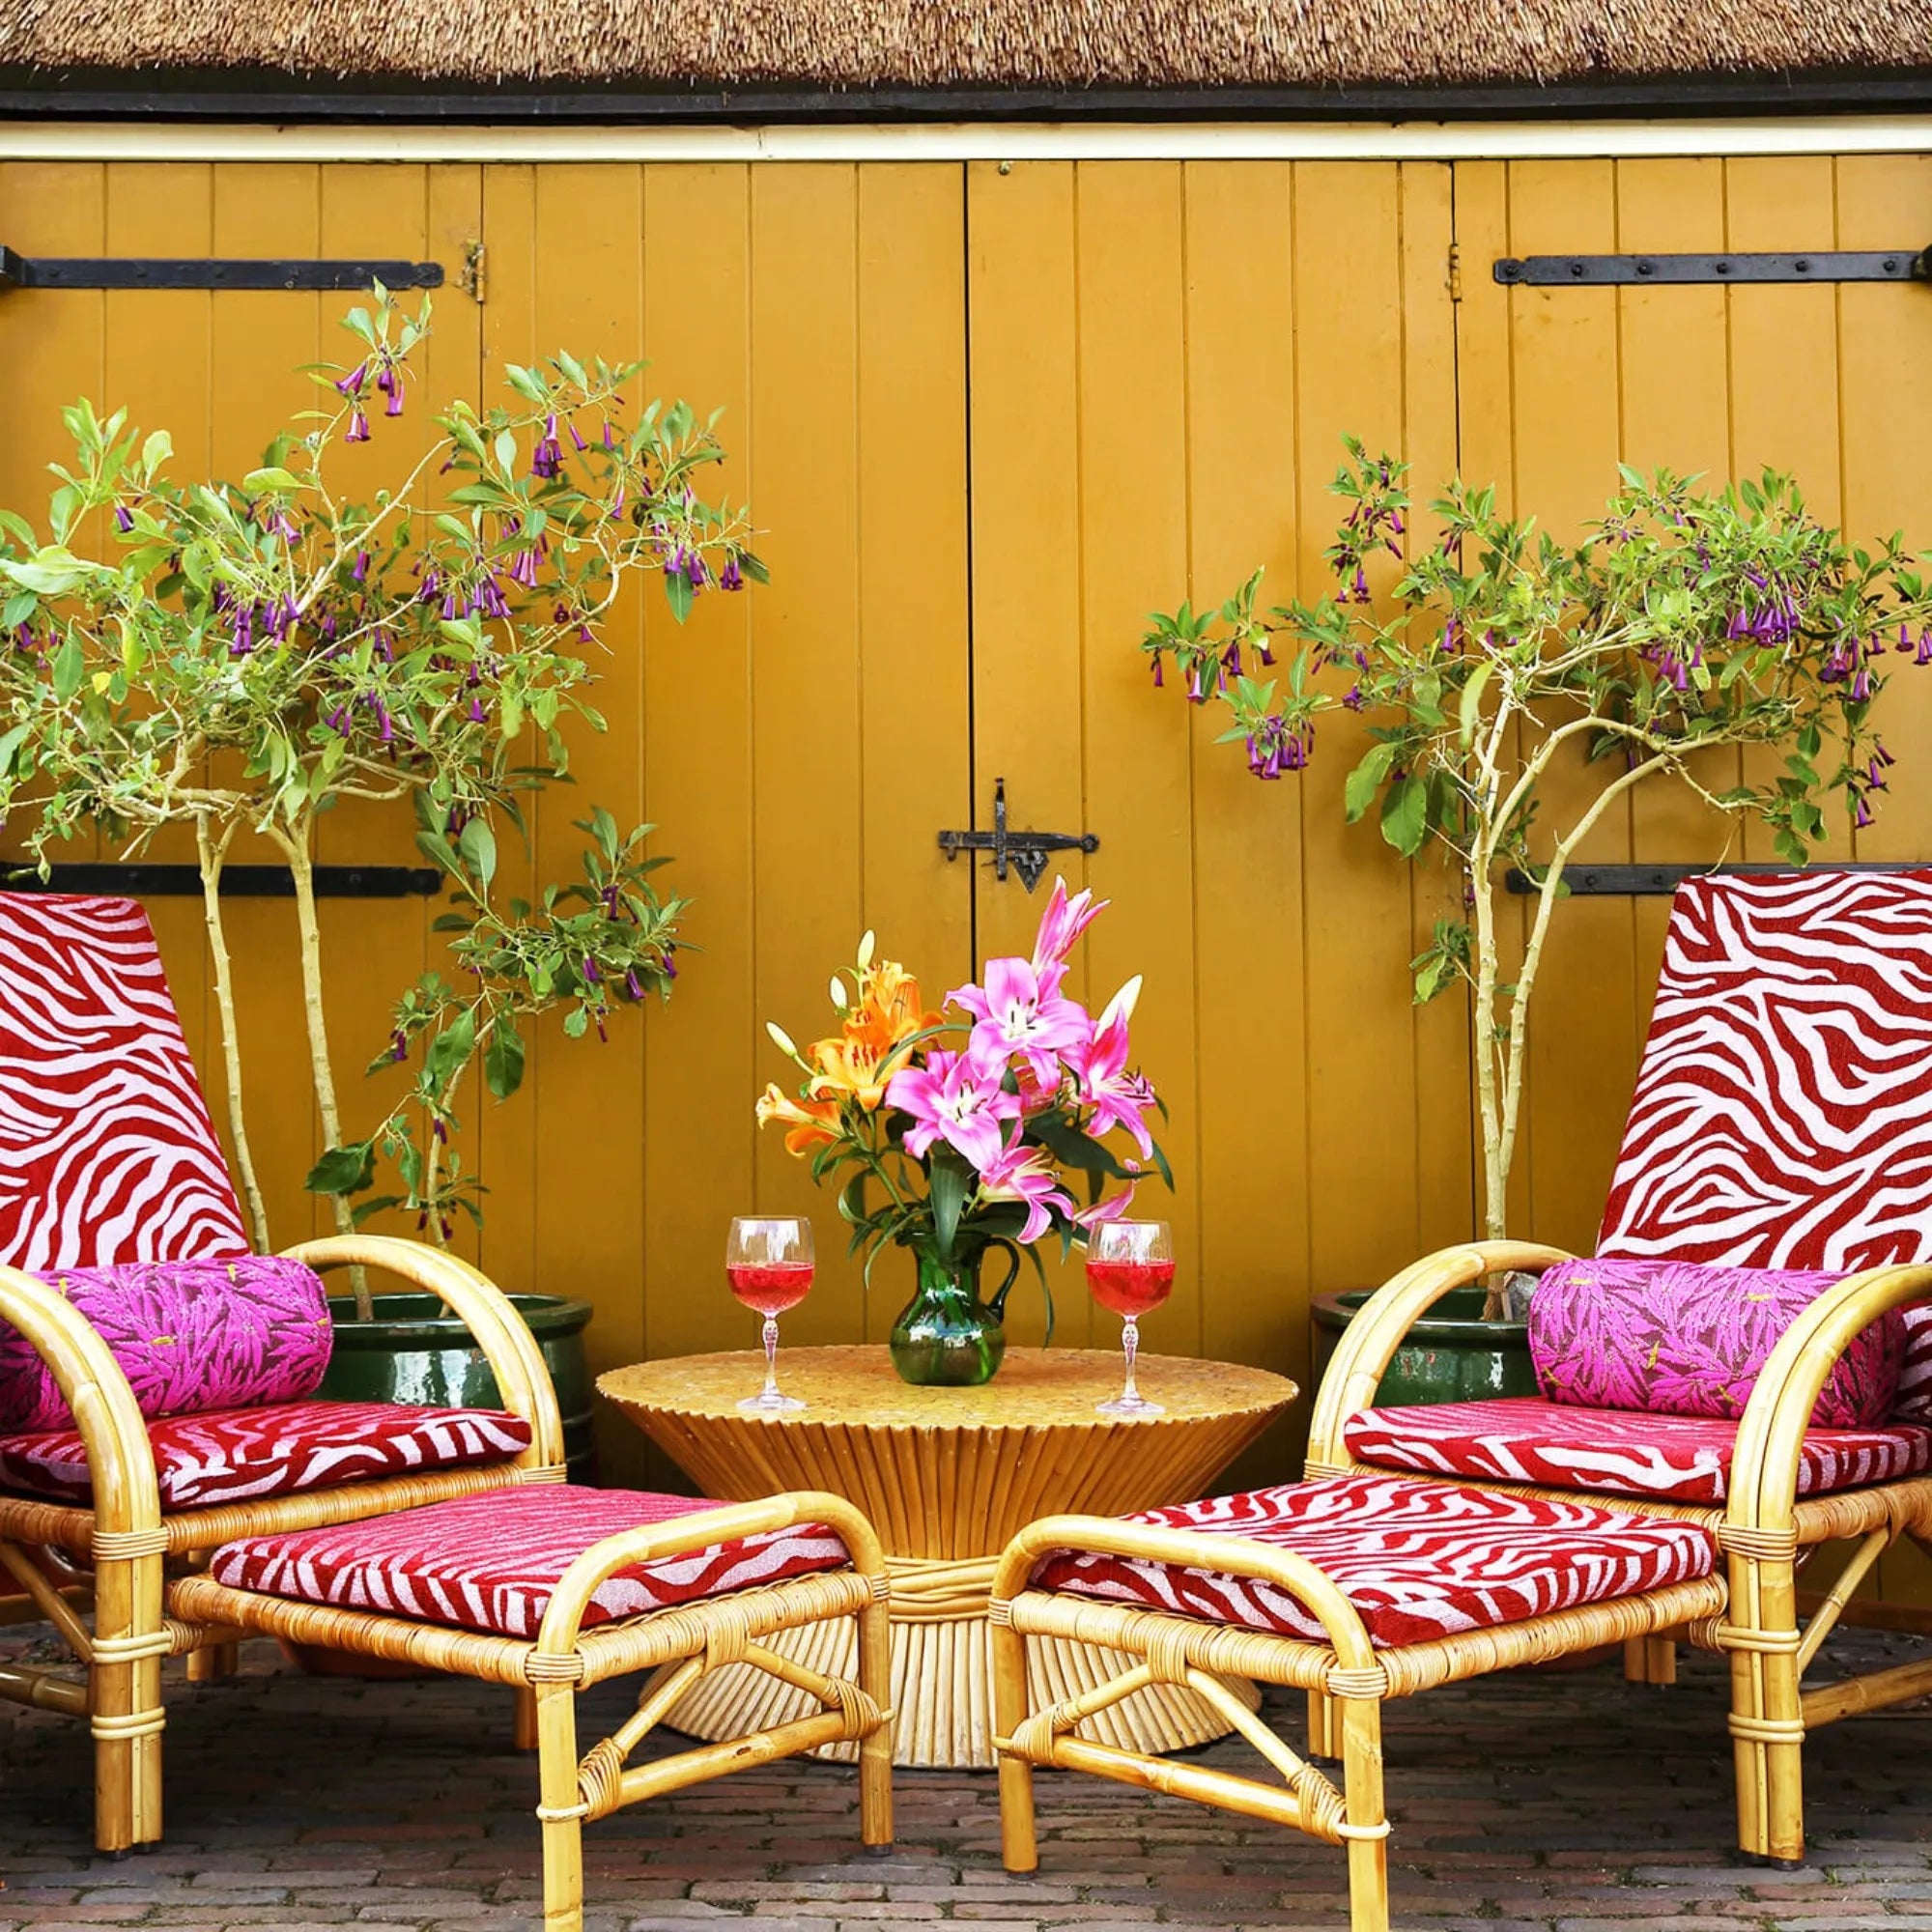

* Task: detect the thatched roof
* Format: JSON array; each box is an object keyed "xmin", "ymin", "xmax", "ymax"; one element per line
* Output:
[{"xmin": 3, "ymin": 0, "xmax": 1931, "ymax": 90}]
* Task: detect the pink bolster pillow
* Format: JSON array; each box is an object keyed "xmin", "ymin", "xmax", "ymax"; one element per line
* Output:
[
  {"xmin": 1528, "ymin": 1258, "xmax": 1903, "ymax": 1429},
  {"xmin": 0, "ymin": 1255, "xmax": 333, "ymax": 1433}
]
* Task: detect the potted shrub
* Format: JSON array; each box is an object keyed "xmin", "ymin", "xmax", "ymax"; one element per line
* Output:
[
  {"xmin": 1145, "ymin": 444, "xmax": 1932, "ymax": 1398},
  {"xmin": 0, "ymin": 290, "xmax": 760, "ymax": 1469}
]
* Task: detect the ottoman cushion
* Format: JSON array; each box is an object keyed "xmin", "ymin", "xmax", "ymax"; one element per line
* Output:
[
  {"xmin": 1030, "ymin": 1474, "xmax": 1717, "ymax": 1649},
  {"xmin": 1343, "ymin": 1395, "xmax": 1932, "ymax": 1505},
  {"xmin": 210, "ymin": 1485, "xmax": 851, "ymax": 1639},
  {"xmin": 0, "ymin": 1400, "xmax": 534, "ymax": 1510}
]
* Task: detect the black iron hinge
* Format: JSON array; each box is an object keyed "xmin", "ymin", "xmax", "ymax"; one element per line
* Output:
[
  {"xmin": 1494, "ymin": 249, "xmax": 1932, "ymax": 288},
  {"xmin": 0, "ymin": 248, "xmax": 444, "ymax": 293},
  {"xmin": 937, "ymin": 778, "xmax": 1097, "ymax": 892}
]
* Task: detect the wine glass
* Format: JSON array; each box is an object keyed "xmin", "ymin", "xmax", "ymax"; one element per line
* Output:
[
  {"xmin": 726, "ymin": 1216, "xmax": 814, "ymax": 1413},
  {"xmin": 1086, "ymin": 1219, "xmax": 1175, "ymax": 1417}
]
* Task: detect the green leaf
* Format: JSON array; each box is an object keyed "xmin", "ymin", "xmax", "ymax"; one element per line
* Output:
[
  {"xmin": 929, "ymin": 1148, "xmax": 971, "ymax": 1263},
  {"xmin": 458, "ymin": 816, "xmax": 497, "ymax": 892},
  {"xmin": 306, "ymin": 1141, "xmax": 375, "ymax": 1196},
  {"xmin": 664, "ymin": 568, "xmax": 694, "ymax": 624},
  {"xmin": 1343, "ymin": 742, "xmax": 1397, "ymax": 822},
  {"xmin": 1458, "ymin": 661, "xmax": 1494, "ymax": 747},
  {"xmin": 493, "ymin": 427, "xmax": 519, "ymax": 473},
  {"xmin": 0, "ymin": 724, "xmax": 29, "ymax": 777},
  {"xmin": 1379, "ymin": 774, "xmax": 1429, "ymax": 857},
  {"xmin": 2, "ymin": 590, "xmax": 37, "ymax": 629},
  {"xmin": 425, "ymin": 1008, "xmax": 477, "ymax": 1092},
  {"xmin": 50, "ymin": 633, "xmax": 84, "ymax": 700},
  {"xmin": 244, "ymin": 466, "xmax": 303, "ymax": 494},
  {"xmin": 141, "ymin": 429, "xmax": 173, "ymax": 474},
  {"xmin": 484, "ymin": 1014, "xmax": 526, "ymax": 1100}
]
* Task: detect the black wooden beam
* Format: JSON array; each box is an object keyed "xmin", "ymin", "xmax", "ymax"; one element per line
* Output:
[
  {"xmin": 1505, "ymin": 861, "xmax": 1926, "ymax": 896},
  {"xmin": 2, "ymin": 864, "xmax": 442, "ymax": 898},
  {"xmin": 0, "ymin": 249, "xmax": 442, "ymax": 292}
]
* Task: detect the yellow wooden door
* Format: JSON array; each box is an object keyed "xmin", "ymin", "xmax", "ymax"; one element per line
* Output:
[
  {"xmin": 476, "ymin": 162, "xmax": 973, "ymax": 1477},
  {"xmin": 964, "ymin": 160, "xmax": 1469, "ymax": 1475}
]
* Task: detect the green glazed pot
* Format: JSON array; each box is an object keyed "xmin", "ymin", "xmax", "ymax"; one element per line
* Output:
[
  {"xmin": 888, "ymin": 1246, "xmax": 1011, "ymax": 1387},
  {"xmin": 1311, "ymin": 1286, "xmax": 1536, "ymax": 1407},
  {"xmin": 320, "ymin": 1291, "xmax": 596, "ymax": 1482}
]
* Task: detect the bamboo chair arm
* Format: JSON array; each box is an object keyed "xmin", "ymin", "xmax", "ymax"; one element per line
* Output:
[
  {"xmin": 282, "ymin": 1234, "xmax": 565, "ymax": 1471},
  {"xmin": 1303, "ymin": 1239, "xmax": 1573, "ymax": 1466},
  {"xmin": 0, "ymin": 1264, "xmax": 160, "ymax": 1538},
  {"xmin": 989, "ymin": 1511, "xmax": 1379, "ymax": 1672},
  {"xmin": 532, "ymin": 1490, "xmax": 887, "ymax": 1657},
  {"xmin": 1728, "ymin": 1261, "xmax": 1932, "ymax": 1539}
]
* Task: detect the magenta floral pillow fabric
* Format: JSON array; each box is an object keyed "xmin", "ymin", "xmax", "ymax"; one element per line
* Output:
[
  {"xmin": 0, "ymin": 1256, "xmax": 333, "ymax": 1433},
  {"xmin": 1528, "ymin": 1259, "xmax": 1903, "ymax": 1429}
]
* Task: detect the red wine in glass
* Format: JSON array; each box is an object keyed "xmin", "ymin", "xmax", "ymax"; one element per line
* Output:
[
  {"xmin": 725, "ymin": 1217, "xmax": 813, "ymax": 1411},
  {"xmin": 1087, "ymin": 1220, "xmax": 1174, "ymax": 1416}
]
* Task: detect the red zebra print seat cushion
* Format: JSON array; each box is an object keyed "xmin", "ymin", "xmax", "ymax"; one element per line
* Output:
[
  {"xmin": 209, "ymin": 1486, "xmax": 851, "ymax": 1639},
  {"xmin": 1029, "ymin": 1476, "xmax": 1717, "ymax": 1649},
  {"xmin": 0, "ymin": 895, "xmax": 250, "ymax": 1270},
  {"xmin": 0, "ymin": 1400, "xmax": 532, "ymax": 1510},
  {"xmin": 1597, "ymin": 868, "xmax": 1932, "ymax": 1272},
  {"xmin": 1342, "ymin": 1397, "xmax": 1932, "ymax": 1505}
]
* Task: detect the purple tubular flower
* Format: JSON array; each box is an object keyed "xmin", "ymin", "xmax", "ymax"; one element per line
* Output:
[
  {"xmin": 625, "ymin": 969, "xmax": 644, "ymax": 1001},
  {"xmin": 432, "ymin": 1117, "xmax": 447, "ymax": 1144},
  {"xmin": 469, "ymin": 696, "xmax": 487, "ymax": 724},
  {"xmin": 568, "ymin": 417, "xmax": 587, "ymax": 452},
  {"xmin": 530, "ymin": 414, "xmax": 565, "ymax": 481},
  {"xmin": 391, "ymin": 1030, "xmax": 409, "ymax": 1062},
  {"xmin": 1855, "ymin": 794, "xmax": 1875, "ymax": 830},
  {"xmin": 603, "ymin": 421, "xmax": 615, "ymax": 449},
  {"xmin": 720, "ymin": 554, "xmax": 743, "ymax": 592},
  {"xmin": 582, "ymin": 957, "xmax": 600, "ymax": 984},
  {"xmin": 684, "ymin": 551, "xmax": 707, "ymax": 589},
  {"xmin": 346, "ymin": 408, "xmax": 371, "ymax": 444},
  {"xmin": 335, "ymin": 361, "xmax": 367, "ymax": 399},
  {"xmin": 114, "ymin": 506, "xmax": 134, "ymax": 534},
  {"xmin": 354, "ymin": 552, "xmax": 369, "ymax": 584},
  {"xmin": 664, "ymin": 946, "xmax": 678, "ymax": 981}
]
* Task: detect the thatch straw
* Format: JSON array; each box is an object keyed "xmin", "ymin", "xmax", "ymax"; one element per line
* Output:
[{"xmin": 1, "ymin": 0, "xmax": 1928, "ymax": 89}]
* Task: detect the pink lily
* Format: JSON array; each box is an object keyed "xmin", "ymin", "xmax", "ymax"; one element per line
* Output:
[
  {"xmin": 1075, "ymin": 1183, "xmax": 1140, "ymax": 1229},
  {"xmin": 949, "ymin": 957, "xmax": 1091, "ymax": 1089},
  {"xmin": 1062, "ymin": 976, "xmax": 1156, "ymax": 1157},
  {"xmin": 975, "ymin": 1141, "xmax": 1078, "ymax": 1243},
  {"xmin": 884, "ymin": 1048, "xmax": 1020, "ymax": 1172},
  {"xmin": 1030, "ymin": 877, "xmax": 1107, "ymax": 995}
]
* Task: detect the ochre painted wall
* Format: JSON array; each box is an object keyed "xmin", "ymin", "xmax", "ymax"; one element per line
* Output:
[{"xmin": 2, "ymin": 156, "xmax": 1929, "ymax": 1533}]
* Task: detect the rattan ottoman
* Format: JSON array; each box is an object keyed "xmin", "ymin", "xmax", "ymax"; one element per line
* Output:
[
  {"xmin": 991, "ymin": 1474, "xmax": 1726, "ymax": 1932},
  {"xmin": 167, "ymin": 1484, "xmax": 895, "ymax": 1932}
]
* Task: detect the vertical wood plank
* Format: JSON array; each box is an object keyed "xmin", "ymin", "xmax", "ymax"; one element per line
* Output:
[
  {"xmin": 638, "ymin": 162, "xmax": 757, "ymax": 1378},
  {"xmin": 747, "ymin": 165, "xmax": 867, "ymax": 1350},
  {"xmin": 1181, "ymin": 158, "xmax": 1310, "ymax": 1467},
  {"xmin": 100, "ymin": 163, "xmax": 214, "ymax": 1139},
  {"xmin": 1072, "ymin": 161, "xmax": 1198, "ymax": 1360},
  {"xmin": 1725, "ymin": 156, "xmax": 1850, "ymax": 864},
  {"xmin": 210, "ymin": 164, "xmax": 322, "ymax": 1249},
  {"xmin": 475, "ymin": 161, "xmax": 542, "ymax": 1306},
  {"xmin": 854, "ymin": 164, "xmax": 974, "ymax": 1335},
  {"xmin": 528, "ymin": 163, "xmax": 650, "ymax": 1478},
  {"xmin": 1293, "ymin": 162, "xmax": 1425, "ymax": 1294},
  {"xmin": 1502, "ymin": 159, "xmax": 1634, "ymax": 1256},
  {"xmin": 1614, "ymin": 157, "xmax": 1739, "ymax": 1043},
  {"xmin": 965, "ymin": 159, "xmax": 1086, "ymax": 1345}
]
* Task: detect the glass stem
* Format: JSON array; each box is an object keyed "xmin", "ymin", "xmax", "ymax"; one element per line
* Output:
[
  {"xmin": 761, "ymin": 1316, "xmax": 781, "ymax": 1401},
  {"xmin": 1121, "ymin": 1316, "xmax": 1140, "ymax": 1406}
]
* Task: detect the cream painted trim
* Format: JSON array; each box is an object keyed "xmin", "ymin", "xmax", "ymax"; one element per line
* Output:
[{"xmin": 1, "ymin": 116, "xmax": 1931, "ymax": 164}]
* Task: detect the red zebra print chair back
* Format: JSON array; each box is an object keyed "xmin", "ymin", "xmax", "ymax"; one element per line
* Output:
[
  {"xmin": 1598, "ymin": 868, "xmax": 1932, "ymax": 1271},
  {"xmin": 0, "ymin": 893, "xmax": 249, "ymax": 1271}
]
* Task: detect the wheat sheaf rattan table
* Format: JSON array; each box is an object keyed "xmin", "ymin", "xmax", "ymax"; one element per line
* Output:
[{"xmin": 598, "ymin": 1345, "xmax": 1296, "ymax": 1769}]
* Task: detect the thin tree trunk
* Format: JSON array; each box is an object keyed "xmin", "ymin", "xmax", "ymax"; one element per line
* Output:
[
  {"xmin": 271, "ymin": 819, "xmax": 368, "ymax": 1314},
  {"xmin": 194, "ymin": 816, "xmax": 270, "ymax": 1252}
]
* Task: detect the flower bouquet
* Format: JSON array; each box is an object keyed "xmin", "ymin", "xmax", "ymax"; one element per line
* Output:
[{"xmin": 755, "ymin": 881, "xmax": 1168, "ymax": 1386}]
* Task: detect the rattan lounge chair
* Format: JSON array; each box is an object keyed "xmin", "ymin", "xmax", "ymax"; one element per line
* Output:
[
  {"xmin": 1306, "ymin": 867, "xmax": 1932, "ymax": 1867},
  {"xmin": 0, "ymin": 892, "xmax": 565, "ymax": 1851}
]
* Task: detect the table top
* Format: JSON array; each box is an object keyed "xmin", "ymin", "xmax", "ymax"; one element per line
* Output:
[
  {"xmin": 598, "ymin": 1347, "xmax": 1298, "ymax": 1560},
  {"xmin": 598, "ymin": 1345, "xmax": 1295, "ymax": 1431}
]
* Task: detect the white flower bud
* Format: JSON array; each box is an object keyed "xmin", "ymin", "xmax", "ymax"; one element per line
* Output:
[
  {"xmin": 766, "ymin": 1021, "xmax": 800, "ymax": 1059},
  {"xmin": 856, "ymin": 928, "xmax": 876, "ymax": 970},
  {"xmin": 830, "ymin": 974, "xmax": 849, "ymax": 1009}
]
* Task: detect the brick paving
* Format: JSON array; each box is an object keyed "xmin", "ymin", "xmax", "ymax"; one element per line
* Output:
[{"xmin": 4, "ymin": 1625, "xmax": 1931, "ymax": 1929}]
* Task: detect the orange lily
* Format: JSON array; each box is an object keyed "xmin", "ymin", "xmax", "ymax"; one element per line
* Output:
[
  {"xmin": 754, "ymin": 1082, "xmax": 842, "ymax": 1154},
  {"xmin": 805, "ymin": 959, "xmax": 941, "ymax": 1112}
]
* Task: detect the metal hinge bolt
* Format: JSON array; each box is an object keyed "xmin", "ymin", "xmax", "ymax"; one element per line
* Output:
[
  {"xmin": 1447, "ymin": 242, "xmax": 1463, "ymax": 303},
  {"xmin": 460, "ymin": 240, "xmax": 487, "ymax": 305}
]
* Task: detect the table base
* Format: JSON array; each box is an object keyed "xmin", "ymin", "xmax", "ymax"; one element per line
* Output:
[{"xmin": 663, "ymin": 1611, "xmax": 1262, "ymax": 1771}]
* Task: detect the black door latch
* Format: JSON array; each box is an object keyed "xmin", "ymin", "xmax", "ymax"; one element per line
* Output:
[{"xmin": 938, "ymin": 778, "xmax": 1097, "ymax": 892}]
